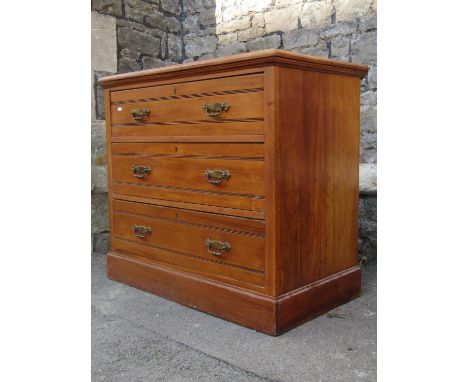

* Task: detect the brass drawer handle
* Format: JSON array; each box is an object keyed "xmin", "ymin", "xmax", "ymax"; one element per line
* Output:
[
  {"xmin": 205, "ymin": 239, "xmax": 231, "ymax": 256},
  {"xmin": 203, "ymin": 102, "xmax": 230, "ymax": 117},
  {"xmin": 132, "ymin": 224, "xmax": 152, "ymax": 239},
  {"xmin": 130, "ymin": 108, "xmax": 150, "ymax": 120},
  {"xmin": 204, "ymin": 169, "xmax": 230, "ymax": 184},
  {"xmin": 132, "ymin": 165, "xmax": 151, "ymax": 178}
]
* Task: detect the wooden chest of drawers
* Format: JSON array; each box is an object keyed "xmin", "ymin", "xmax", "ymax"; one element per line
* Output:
[{"xmin": 99, "ymin": 49, "xmax": 368, "ymax": 335}]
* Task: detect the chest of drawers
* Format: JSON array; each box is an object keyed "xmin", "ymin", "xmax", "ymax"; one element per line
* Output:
[{"xmin": 99, "ymin": 49, "xmax": 368, "ymax": 335}]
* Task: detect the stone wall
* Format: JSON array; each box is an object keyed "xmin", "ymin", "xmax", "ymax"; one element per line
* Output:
[{"xmin": 91, "ymin": 0, "xmax": 377, "ymax": 261}]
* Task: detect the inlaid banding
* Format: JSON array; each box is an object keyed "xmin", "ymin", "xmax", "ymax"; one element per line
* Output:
[
  {"xmin": 112, "ymin": 117, "xmax": 264, "ymax": 127},
  {"xmin": 114, "ymin": 210, "xmax": 265, "ymax": 238},
  {"xmin": 112, "ymin": 180, "xmax": 265, "ymax": 199},
  {"xmin": 113, "ymin": 238, "xmax": 265, "ymax": 275},
  {"xmin": 112, "ymin": 87, "xmax": 264, "ymax": 105}
]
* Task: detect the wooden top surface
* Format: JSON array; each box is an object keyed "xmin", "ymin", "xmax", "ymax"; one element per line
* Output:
[{"xmin": 99, "ymin": 49, "xmax": 368, "ymax": 88}]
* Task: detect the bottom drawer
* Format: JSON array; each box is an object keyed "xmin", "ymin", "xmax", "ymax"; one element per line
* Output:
[{"xmin": 111, "ymin": 199, "xmax": 265, "ymax": 287}]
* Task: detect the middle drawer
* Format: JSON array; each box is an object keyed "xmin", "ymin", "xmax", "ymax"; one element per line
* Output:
[{"xmin": 111, "ymin": 143, "xmax": 265, "ymax": 214}]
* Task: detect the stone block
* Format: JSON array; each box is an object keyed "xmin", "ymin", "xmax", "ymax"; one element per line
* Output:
[
  {"xmin": 264, "ymin": 6, "xmax": 299, "ymax": 33},
  {"xmin": 145, "ymin": 12, "xmax": 181, "ymax": 34},
  {"xmin": 238, "ymin": 13, "xmax": 265, "ymax": 41},
  {"xmin": 334, "ymin": 0, "xmax": 373, "ymax": 21},
  {"xmin": 92, "ymin": 193, "xmax": 109, "ymax": 234},
  {"xmin": 218, "ymin": 32, "xmax": 238, "ymax": 45},
  {"xmin": 368, "ymin": 65, "xmax": 377, "ymax": 90},
  {"xmin": 183, "ymin": 0, "xmax": 205, "ymax": 15},
  {"xmin": 246, "ymin": 34, "xmax": 281, "ymax": 51},
  {"xmin": 167, "ymin": 33, "xmax": 183, "ymax": 62},
  {"xmin": 330, "ymin": 35, "xmax": 350, "ymax": 61},
  {"xmin": 292, "ymin": 41, "xmax": 329, "ymax": 58},
  {"xmin": 204, "ymin": 0, "xmax": 216, "ymax": 8},
  {"xmin": 118, "ymin": 57, "xmax": 142, "ymax": 73},
  {"xmin": 361, "ymin": 90, "xmax": 377, "ymax": 107},
  {"xmin": 118, "ymin": 27, "xmax": 161, "ymax": 57},
  {"xmin": 359, "ymin": 195, "xmax": 377, "ymax": 262},
  {"xmin": 361, "ymin": 104, "xmax": 377, "ymax": 133},
  {"xmin": 91, "ymin": 71, "xmax": 96, "ymax": 123},
  {"xmin": 351, "ymin": 30, "xmax": 376, "ymax": 65},
  {"xmin": 283, "ymin": 28, "xmax": 319, "ymax": 49},
  {"xmin": 92, "ymin": 12, "xmax": 117, "ymax": 73},
  {"xmin": 300, "ymin": 0, "xmax": 333, "ymax": 29},
  {"xmin": 360, "ymin": 130, "xmax": 377, "ymax": 164},
  {"xmin": 184, "ymin": 35, "xmax": 218, "ymax": 58},
  {"xmin": 199, "ymin": 53, "xmax": 216, "ymax": 60},
  {"xmin": 199, "ymin": 8, "xmax": 216, "ymax": 27},
  {"xmin": 161, "ymin": 0, "xmax": 182, "ymax": 15},
  {"xmin": 359, "ymin": 15, "xmax": 377, "ymax": 32},
  {"xmin": 121, "ymin": 48, "xmax": 139, "ymax": 59},
  {"xmin": 92, "ymin": 0, "xmax": 123, "ymax": 17},
  {"xmin": 91, "ymin": 121, "xmax": 108, "ymax": 194},
  {"xmin": 199, "ymin": 27, "xmax": 216, "ymax": 37},
  {"xmin": 359, "ymin": 163, "xmax": 377, "ymax": 194},
  {"xmin": 116, "ymin": 18, "xmax": 146, "ymax": 32},
  {"xmin": 183, "ymin": 14, "xmax": 199, "ymax": 33},
  {"xmin": 220, "ymin": 4, "xmax": 242, "ymax": 22},
  {"xmin": 216, "ymin": 41, "xmax": 247, "ymax": 57},
  {"xmin": 241, "ymin": 0, "xmax": 274, "ymax": 14},
  {"xmin": 94, "ymin": 71, "xmax": 112, "ymax": 120},
  {"xmin": 276, "ymin": 0, "xmax": 302, "ymax": 8},
  {"xmin": 217, "ymin": 18, "xmax": 251, "ymax": 34},
  {"xmin": 92, "ymin": 232, "xmax": 110, "ymax": 254},
  {"xmin": 142, "ymin": 56, "xmax": 169, "ymax": 69},
  {"xmin": 319, "ymin": 20, "xmax": 357, "ymax": 39},
  {"xmin": 124, "ymin": 0, "xmax": 154, "ymax": 24}
]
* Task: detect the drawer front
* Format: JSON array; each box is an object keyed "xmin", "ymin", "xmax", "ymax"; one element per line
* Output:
[
  {"xmin": 110, "ymin": 74, "xmax": 264, "ymax": 137},
  {"xmin": 111, "ymin": 143, "xmax": 265, "ymax": 212},
  {"xmin": 112, "ymin": 200, "xmax": 265, "ymax": 286}
]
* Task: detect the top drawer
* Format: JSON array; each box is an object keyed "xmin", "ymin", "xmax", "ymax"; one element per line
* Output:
[{"xmin": 110, "ymin": 73, "xmax": 264, "ymax": 139}]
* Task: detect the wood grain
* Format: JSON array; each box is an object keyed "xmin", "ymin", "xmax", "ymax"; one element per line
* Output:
[
  {"xmin": 112, "ymin": 242, "xmax": 265, "ymax": 288},
  {"xmin": 108, "ymin": 252, "xmax": 275, "ymax": 332},
  {"xmin": 112, "ymin": 183, "xmax": 265, "ymax": 212},
  {"xmin": 276, "ymin": 266, "xmax": 361, "ymax": 334},
  {"xmin": 113, "ymin": 201, "xmax": 265, "ymax": 271},
  {"xmin": 111, "ymin": 73, "xmax": 263, "ymax": 103},
  {"xmin": 110, "ymin": 135, "xmax": 265, "ymax": 143},
  {"xmin": 112, "ymin": 154, "xmax": 264, "ymax": 196},
  {"xmin": 110, "ymin": 92, "xmax": 263, "ymax": 125},
  {"xmin": 270, "ymin": 67, "xmax": 361, "ymax": 294},
  {"xmin": 111, "ymin": 142, "xmax": 264, "ymax": 158},
  {"xmin": 113, "ymin": 199, "xmax": 265, "ymax": 235},
  {"xmin": 111, "ymin": 121, "xmax": 263, "ymax": 138},
  {"xmin": 112, "ymin": 193, "xmax": 265, "ymax": 220}
]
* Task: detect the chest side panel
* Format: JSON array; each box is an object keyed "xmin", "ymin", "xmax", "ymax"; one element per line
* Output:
[{"xmin": 274, "ymin": 67, "xmax": 361, "ymax": 294}]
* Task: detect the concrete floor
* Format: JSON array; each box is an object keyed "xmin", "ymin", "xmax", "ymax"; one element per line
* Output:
[{"xmin": 92, "ymin": 253, "xmax": 376, "ymax": 382}]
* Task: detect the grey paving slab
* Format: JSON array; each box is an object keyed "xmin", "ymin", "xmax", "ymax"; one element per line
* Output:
[{"xmin": 92, "ymin": 253, "xmax": 376, "ymax": 382}]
